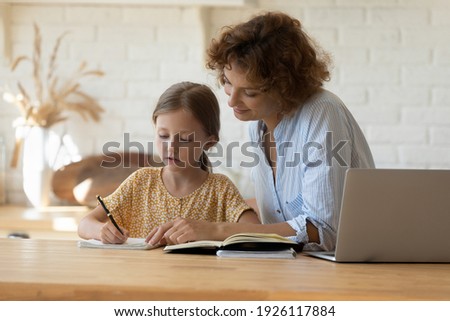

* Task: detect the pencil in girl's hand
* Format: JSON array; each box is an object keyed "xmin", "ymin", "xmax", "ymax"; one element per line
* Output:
[{"xmin": 96, "ymin": 195, "xmax": 124, "ymax": 235}]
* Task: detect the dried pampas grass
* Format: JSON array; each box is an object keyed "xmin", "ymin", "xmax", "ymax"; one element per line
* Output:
[
  {"xmin": 7, "ymin": 23, "xmax": 104, "ymax": 128},
  {"xmin": 4, "ymin": 23, "xmax": 105, "ymax": 167}
]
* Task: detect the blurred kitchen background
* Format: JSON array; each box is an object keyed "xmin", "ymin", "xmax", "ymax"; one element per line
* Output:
[{"xmin": 1, "ymin": 0, "xmax": 449, "ymax": 206}]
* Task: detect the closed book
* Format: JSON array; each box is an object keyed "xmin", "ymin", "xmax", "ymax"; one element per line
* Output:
[{"xmin": 217, "ymin": 248, "xmax": 297, "ymax": 259}]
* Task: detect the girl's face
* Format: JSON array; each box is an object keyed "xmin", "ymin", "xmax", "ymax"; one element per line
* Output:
[
  {"xmin": 155, "ymin": 108, "xmax": 215, "ymax": 171},
  {"xmin": 223, "ymin": 61, "xmax": 281, "ymax": 131}
]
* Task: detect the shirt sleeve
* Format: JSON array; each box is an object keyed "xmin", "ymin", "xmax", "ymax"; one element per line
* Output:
[
  {"xmin": 285, "ymin": 100, "xmax": 357, "ymax": 251},
  {"xmin": 215, "ymin": 174, "xmax": 253, "ymax": 223},
  {"xmin": 102, "ymin": 169, "xmax": 142, "ymax": 226}
]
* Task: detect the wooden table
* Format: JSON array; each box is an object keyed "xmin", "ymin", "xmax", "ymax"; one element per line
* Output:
[
  {"xmin": 0, "ymin": 205, "xmax": 88, "ymax": 240},
  {"xmin": 1, "ymin": 238, "xmax": 450, "ymax": 301}
]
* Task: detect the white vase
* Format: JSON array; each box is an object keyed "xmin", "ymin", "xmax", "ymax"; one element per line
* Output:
[{"xmin": 22, "ymin": 126, "xmax": 54, "ymax": 208}]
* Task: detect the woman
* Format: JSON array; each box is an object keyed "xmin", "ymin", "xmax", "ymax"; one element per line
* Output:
[{"xmin": 147, "ymin": 11, "xmax": 374, "ymax": 251}]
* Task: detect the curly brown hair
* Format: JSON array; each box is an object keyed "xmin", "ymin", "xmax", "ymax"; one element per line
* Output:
[{"xmin": 206, "ymin": 11, "xmax": 331, "ymax": 114}]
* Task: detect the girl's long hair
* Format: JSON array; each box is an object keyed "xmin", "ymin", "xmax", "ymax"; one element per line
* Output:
[{"xmin": 152, "ymin": 82, "xmax": 220, "ymax": 172}]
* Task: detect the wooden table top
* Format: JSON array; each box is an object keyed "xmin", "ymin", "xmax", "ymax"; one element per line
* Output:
[{"xmin": 1, "ymin": 238, "xmax": 450, "ymax": 301}]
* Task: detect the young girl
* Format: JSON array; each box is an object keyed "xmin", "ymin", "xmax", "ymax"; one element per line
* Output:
[{"xmin": 78, "ymin": 82, "xmax": 259, "ymax": 244}]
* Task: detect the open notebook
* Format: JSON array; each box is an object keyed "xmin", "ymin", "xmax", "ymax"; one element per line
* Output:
[
  {"xmin": 306, "ymin": 168, "xmax": 450, "ymax": 262},
  {"xmin": 78, "ymin": 238, "xmax": 158, "ymax": 250},
  {"xmin": 163, "ymin": 233, "xmax": 302, "ymax": 259}
]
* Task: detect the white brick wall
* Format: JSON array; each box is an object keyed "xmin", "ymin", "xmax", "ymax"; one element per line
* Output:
[{"xmin": 1, "ymin": 0, "xmax": 449, "ymax": 204}]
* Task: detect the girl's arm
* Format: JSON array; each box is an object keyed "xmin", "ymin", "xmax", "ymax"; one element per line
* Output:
[
  {"xmin": 236, "ymin": 209, "xmax": 260, "ymax": 224},
  {"xmin": 145, "ymin": 215, "xmax": 317, "ymax": 246},
  {"xmin": 245, "ymin": 198, "xmax": 259, "ymax": 216},
  {"xmin": 145, "ymin": 207, "xmax": 259, "ymax": 245},
  {"xmin": 78, "ymin": 205, "xmax": 129, "ymax": 244}
]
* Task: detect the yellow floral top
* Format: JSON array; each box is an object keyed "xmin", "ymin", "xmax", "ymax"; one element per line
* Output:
[{"xmin": 103, "ymin": 167, "xmax": 251, "ymax": 238}]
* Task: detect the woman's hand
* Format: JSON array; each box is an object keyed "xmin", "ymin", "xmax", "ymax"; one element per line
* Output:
[
  {"xmin": 146, "ymin": 218, "xmax": 217, "ymax": 246},
  {"xmin": 99, "ymin": 221, "xmax": 129, "ymax": 244}
]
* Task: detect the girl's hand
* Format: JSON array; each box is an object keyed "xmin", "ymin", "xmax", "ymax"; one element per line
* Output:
[
  {"xmin": 99, "ymin": 221, "xmax": 129, "ymax": 244},
  {"xmin": 146, "ymin": 218, "xmax": 217, "ymax": 245},
  {"xmin": 145, "ymin": 221, "xmax": 174, "ymax": 245}
]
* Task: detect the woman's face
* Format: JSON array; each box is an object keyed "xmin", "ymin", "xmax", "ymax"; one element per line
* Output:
[
  {"xmin": 154, "ymin": 108, "xmax": 214, "ymax": 171},
  {"xmin": 223, "ymin": 62, "xmax": 281, "ymax": 130}
]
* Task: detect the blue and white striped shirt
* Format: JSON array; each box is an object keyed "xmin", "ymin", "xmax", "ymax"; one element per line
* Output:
[{"xmin": 249, "ymin": 89, "xmax": 375, "ymax": 251}]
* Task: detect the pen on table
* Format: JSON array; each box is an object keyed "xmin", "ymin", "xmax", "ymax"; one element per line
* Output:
[{"xmin": 96, "ymin": 195, "xmax": 124, "ymax": 236}]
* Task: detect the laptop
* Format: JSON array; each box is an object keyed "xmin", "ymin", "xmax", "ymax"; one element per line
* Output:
[{"xmin": 306, "ymin": 168, "xmax": 450, "ymax": 262}]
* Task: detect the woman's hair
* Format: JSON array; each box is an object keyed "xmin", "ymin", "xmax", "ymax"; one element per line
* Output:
[
  {"xmin": 152, "ymin": 81, "xmax": 220, "ymax": 172},
  {"xmin": 206, "ymin": 11, "xmax": 332, "ymax": 114}
]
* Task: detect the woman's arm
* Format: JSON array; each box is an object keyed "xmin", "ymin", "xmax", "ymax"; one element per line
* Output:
[
  {"xmin": 78, "ymin": 205, "xmax": 129, "ymax": 244},
  {"xmin": 215, "ymin": 219, "xmax": 318, "ymax": 242}
]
